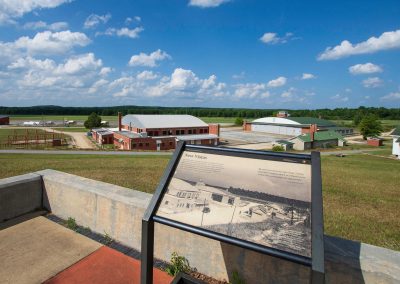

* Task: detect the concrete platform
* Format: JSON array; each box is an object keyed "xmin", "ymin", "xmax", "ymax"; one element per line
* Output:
[
  {"xmin": 0, "ymin": 216, "xmax": 102, "ymax": 284},
  {"xmin": 0, "ymin": 216, "xmax": 173, "ymax": 284}
]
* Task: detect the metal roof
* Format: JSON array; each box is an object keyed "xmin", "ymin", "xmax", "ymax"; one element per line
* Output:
[
  {"xmin": 121, "ymin": 115, "xmax": 208, "ymax": 129},
  {"xmin": 176, "ymin": 134, "xmax": 218, "ymax": 141},
  {"xmin": 292, "ymin": 130, "xmax": 345, "ymax": 143},
  {"xmin": 252, "ymin": 116, "xmax": 336, "ymax": 127},
  {"xmin": 275, "ymin": 140, "xmax": 294, "ymax": 145},
  {"xmin": 114, "ymin": 131, "xmax": 141, "ymax": 138},
  {"xmin": 0, "ymin": 115, "xmax": 9, "ymax": 119}
]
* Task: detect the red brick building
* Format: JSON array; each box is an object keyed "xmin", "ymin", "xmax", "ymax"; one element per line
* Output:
[
  {"xmin": 367, "ymin": 137, "xmax": 383, "ymax": 147},
  {"xmin": 0, "ymin": 115, "xmax": 10, "ymax": 125},
  {"xmin": 113, "ymin": 114, "xmax": 219, "ymax": 151},
  {"xmin": 92, "ymin": 128, "xmax": 114, "ymax": 145}
]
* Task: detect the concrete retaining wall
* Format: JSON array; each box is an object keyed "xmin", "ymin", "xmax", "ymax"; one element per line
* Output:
[
  {"xmin": 1, "ymin": 170, "xmax": 399, "ymax": 283},
  {"xmin": 0, "ymin": 173, "xmax": 42, "ymax": 222}
]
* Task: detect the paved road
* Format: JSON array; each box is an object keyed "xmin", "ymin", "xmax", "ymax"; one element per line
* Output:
[{"xmin": 0, "ymin": 150, "xmax": 173, "ymax": 156}]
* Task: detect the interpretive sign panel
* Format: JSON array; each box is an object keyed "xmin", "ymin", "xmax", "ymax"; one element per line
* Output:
[
  {"xmin": 156, "ymin": 150, "xmax": 312, "ymax": 257},
  {"xmin": 141, "ymin": 143, "xmax": 324, "ymax": 284}
]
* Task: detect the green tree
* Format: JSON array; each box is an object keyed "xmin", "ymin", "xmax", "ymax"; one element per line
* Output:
[
  {"xmin": 84, "ymin": 112, "xmax": 102, "ymax": 129},
  {"xmin": 235, "ymin": 117, "xmax": 244, "ymax": 126},
  {"xmin": 272, "ymin": 145, "xmax": 285, "ymax": 152},
  {"xmin": 359, "ymin": 114, "xmax": 383, "ymax": 139}
]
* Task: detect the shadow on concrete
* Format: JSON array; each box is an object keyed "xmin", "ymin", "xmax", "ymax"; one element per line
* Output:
[{"xmin": 220, "ymin": 236, "xmax": 366, "ymax": 284}]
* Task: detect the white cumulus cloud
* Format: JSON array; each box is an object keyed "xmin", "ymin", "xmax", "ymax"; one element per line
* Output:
[
  {"xmin": 84, "ymin": 13, "xmax": 111, "ymax": 29},
  {"xmin": 362, "ymin": 77, "xmax": 383, "ymax": 88},
  {"xmin": 267, "ymin": 76, "xmax": 287, "ymax": 87},
  {"xmin": 301, "ymin": 73, "xmax": 315, "ymax": 80},
  {"xmin": 233, "ymin": 83, "xmax": 270, "ymax": 99},
  {"xmin": 349, "ymin": 63, "xmax": 382, "ymax": 75},
  {"xmin": 318, "ymin": 29, "xmax": 400, "ymax": 60},
  {"xmin": 23, "ymin": 21, "xmax": 69, "ymax": 31},
  {"xmin": 0, "ymin": 0, "xmax": 71, "ymax": 24},
  {"xmin": 136, "ymin": 70, "xmax": 158, "ymax": 80},
  {"xmin": 98, "ymin": 27, "xmax": 144, "ymax": 39},
  {"xmin": 381, "ymin": 92, "xmax": 400, "ymax": 101},
  {"xmin": 129, "ymin": 49, "xmax": 171, "ymax": 67},
  {"xmin": 260, "ymin": 32, "xmax": 293, "ymax": 45},
  {"xmin": 14, "ymin": 30, "xmax": 91, "ymax": 55},
  {"xmin": 188, "ymin": 0, "xmax": 230, "ymax": 8}
]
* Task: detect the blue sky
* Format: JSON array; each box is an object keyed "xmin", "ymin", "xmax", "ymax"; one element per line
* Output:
[{"xmin": 0, "ymin": 0, "xmax": 399, "ymax": 109}]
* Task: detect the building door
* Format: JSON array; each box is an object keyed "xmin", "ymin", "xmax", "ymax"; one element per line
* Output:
[{"xmin": 156, "ymin": 140, "xmax": 162, "ymax": 151}]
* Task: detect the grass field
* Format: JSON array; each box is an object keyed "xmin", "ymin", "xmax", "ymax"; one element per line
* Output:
[
  {"xmin": 333, "ymin": 119, "xmax": 400, "ymax": 132},
  {"xmin": 322, "ymin": 154, "xmax": 399, "ymax": 250},
  {"xmin": 9, "ymin": 115, "xmax": 244, "ymax": 124},
  {"xmin": 0, "ymin": 152, "xmax": 398, "ymax": 250},
  {"xmin": 0, "ymin": 128, "xmax": 47, "ymax": 143}
]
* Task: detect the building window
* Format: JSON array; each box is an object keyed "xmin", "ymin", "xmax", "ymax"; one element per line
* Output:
[
  {"xmin": 211, "ymin": 193, "xmax": 223, "ymax": 202},
  {"xmin": 199, "ymin": 129, "xmax": 203, "ymax": 134},
  {"xmin": 162, "ymin": 143, "xmax": 165, "ymax": 146},
  {"xmin": 188, "ymin": 129, "xmax": 192, "ymax": 134},
  {"xmin": 186, "ymin": 203, "xmax": 190, "ymax": 208},
  {"xmin": 165, "ymin": 201, "xmax": 169, "ymax": 205},
  {"xmin": 169, "ymin": 130, "xmax": 172, "ymax": 135},
  {"xmin": 228, "ymin": 198, "xmax": 235, "ymax": 205},
  {"xmin": 181, "ymin": 192, "xmax": 186, "ymax": 198},
  {"xmin": 187, "ymin": 193, "xmax": 191, "ymax": 198},
  {"xmin": 154, "ymin": 131, "xmax": 159, "ymax": 136},
  {"xmin": 193, "ymin": 129, "xmax": 196, "ymax": 134},
  {"xmin": 169, "ymin": 142, "xmax": 173, "ymax": 146},
  {"xmin": 145, "ymin": 143, "xmax": 149, "ymax": 146},
  {"xmin": 148, "ymin": 131, "xmax": 153, "ymax": 136},
  {"xmin": 139, "ymin": 143, "xmax": 143, "ymax": 147},
  {"xmin": 163, "ymin": 131, "xmax": 167, "ymax": 135},
  {"xmin": 132, "ymin": 144, "xmax": 136, "ymax": 148},
  {"xmin": 204, "ymin": 128, "xmax": 208, "ymax": 133}
]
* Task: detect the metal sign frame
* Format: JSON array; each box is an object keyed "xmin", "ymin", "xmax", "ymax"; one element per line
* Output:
[{"xmin": 141, "ymin": 142, "xmax": 325, "ymax": 283}]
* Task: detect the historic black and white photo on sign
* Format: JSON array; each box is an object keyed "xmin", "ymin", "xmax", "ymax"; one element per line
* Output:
[{"xmin": 156, "ymin": 150, "xmax": 312, "ymax": 257}]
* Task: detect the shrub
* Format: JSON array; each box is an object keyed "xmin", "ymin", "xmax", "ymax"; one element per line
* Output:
[
  {"xmin": 235, "ymin": 117, "xmax": 244, "ymax": 126},
  {"xmin": 272, "ymin": 145, "xmax": 285, "ymax": 152},
  {"xmin": 165, "ymin": 252, "xmax": 191, "ymax": 276}
]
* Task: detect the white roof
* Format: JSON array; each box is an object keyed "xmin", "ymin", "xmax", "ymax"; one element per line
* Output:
[
  {"xmin": 252, "ymin": 117, "xmax": 301, "ymax": 125},
  {"xmin": 122, "ymin": 115, "xmax": 208, "ymax": 129},
  {"xmin": 176, "ymin": 134, "xmax": 218, "ymax": 141}
]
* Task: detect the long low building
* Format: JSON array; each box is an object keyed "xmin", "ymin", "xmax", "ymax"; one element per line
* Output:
[
  {"xmin": 0, "ymin": 115, "xmax": 9, "ymax": 125},
  {"xmin": 112, "ymin": 114, "xmax": 219, "ymax": 151},
  {"xmin": 244, "ymin": 116, "xmax": 353, "ymax": 136}
]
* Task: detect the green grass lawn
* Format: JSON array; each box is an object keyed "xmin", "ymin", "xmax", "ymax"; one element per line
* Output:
[
  {"xmin": 322, "ymin": 154, "xmax": 399, "ymax": 250},
  {"xmin": 0, "ymin": 152, "xmax": 398, "ymax": 250}
]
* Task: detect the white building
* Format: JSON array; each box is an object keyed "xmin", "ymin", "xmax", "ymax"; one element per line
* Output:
[
  {"xmin": 244, "ymin": 116, "xmax": 353, "ymax": 136},
  {"xmin": 391, "ymin": 127, "xmax": 400, "ymax": 159}
]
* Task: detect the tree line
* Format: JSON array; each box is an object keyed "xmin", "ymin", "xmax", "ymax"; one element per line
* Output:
[{"xmin": 0, "ymin": 105, "xmax": 399, "ymax": 120}]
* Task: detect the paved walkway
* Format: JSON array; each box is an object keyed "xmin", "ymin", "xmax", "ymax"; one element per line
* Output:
[
  {"xmin": 0, "ymin": 216, "xmax": 172, "ymax": 284},
  {"xmin": 0, "ymin": 149, "xmax": 172, "ymax": 155}
]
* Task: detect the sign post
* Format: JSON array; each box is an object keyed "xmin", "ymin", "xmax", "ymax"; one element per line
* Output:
[{"xmin": 141, "ymin": 142, "xmax": 324, "ymax": 284}]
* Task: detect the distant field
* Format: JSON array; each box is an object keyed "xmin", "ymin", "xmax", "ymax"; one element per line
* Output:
[
  {"xmin": 9, "ymin": 115, "xmax": 247, "ymax": 124},
  {"xmin": 0, "ymin": 152, "xmax": 399, "ymax": 250},
  {"xmin": 333, "ymin": 119, "xmax": 400, "ymax": 131},
  {"xmin": 10, "ymin": 115, "xmax": 118, "ymax": 122},
  {"xmin": 0, "ymin": 128, "xmax": 47, "ymax": 143}
]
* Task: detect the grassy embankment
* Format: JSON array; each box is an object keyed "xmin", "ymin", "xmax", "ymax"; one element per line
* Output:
[{"xmin": 0, "ymin": 152, "xmax": 399, "ymax": 250}]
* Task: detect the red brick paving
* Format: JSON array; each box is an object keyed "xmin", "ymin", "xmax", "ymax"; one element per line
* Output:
[{"xmin": 45, "ymin": 246, "xmax": 172, "ymax": 284}]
